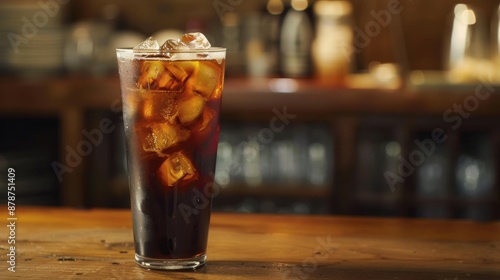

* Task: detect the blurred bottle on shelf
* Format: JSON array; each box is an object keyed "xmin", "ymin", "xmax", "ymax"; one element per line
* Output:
[
  {"xmin": 415, "ymin": 138, "xmax": 451, "ymax": 219},
  {"xmin": 311, "ymin": 1, "xmax": 353, "ymax": 86},
  {"xmin": 455, "ymin": 133, "xmax": 494, "ymax": 221},
  {"xmin": 356, "ymin": 138, "xmax": 378, "ymax": 194},
  {"xmin": 354, "ymin": 128, "xmax": 401, "ymax": 217},
  {"xmin": 243, "ymin": 0, "xmax": 355, "ymax": 80},
  {"xmin": 64, "ymin": 20, "xmax": 113, "ymax": 75},
  {"xmin": 215, "ymin": 134, "xmax": 234, "ymax": 187},
  {"xmin": 259, "ymin": 133, "xmax": 279, "ymax": 184},
  {"xmin": 263, "ymin": 0, "xmax": 284, "ymax": 76},
  {"xmin": 242, "ymin": 127, "xmax": 263, "ymax": 187},
  {"xmin": 221, "ymin": 12, "xmax": 245, "ymax": 76},
  {"xmin": 215, "ymin": 128, "xmax": 245, "ymax": 187},
  {"xmin": 272, "ymin": 125, "xmax": 302, "ymax": 186},
  {"xmin": 444, "ymin": 4, "xmax": 492, "ymax": 83},
  {"xmin": 243, "ymin": 13, "xmax": 269, "ymax": 77},
  {"xmin": 215, "ymin": 121, "xmax": 333, "ymax": 189},
  {"xmin": 64, "ymin": 4, "xmax": 146, "ymax": 76},
  {"xmin": 279, "ymin": 0, "xmax": 314, "ymax": 77},
  {"xmin": 306, "ymin": 125, "xmax": 332, "ymax": 187},
  {"xmin": 243, "ymin": 0, "xmax": 283, "ymax": 77},
  {"xmin": 356, "ymin": 132, "xmax": 400, "ymax": 195}
]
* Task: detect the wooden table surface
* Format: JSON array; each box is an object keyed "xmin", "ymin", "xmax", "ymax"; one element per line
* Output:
[{"xmin": 1, "ymin": 207, "xmax": 499, "ymax": 279}]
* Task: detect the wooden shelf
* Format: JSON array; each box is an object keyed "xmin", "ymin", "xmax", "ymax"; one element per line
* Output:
[{"xmin": 2, "ymin": 76, "xmax": 500, "ymax": 116}]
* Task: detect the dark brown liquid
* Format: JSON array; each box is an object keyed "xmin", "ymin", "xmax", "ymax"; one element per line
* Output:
[
  {"xmin": 127, "ymin": 137, "xmax": 217, "ymax": 259},
  {"xmin": 121, "ymin": 57, "xmax": 225, "ymax": 259}
]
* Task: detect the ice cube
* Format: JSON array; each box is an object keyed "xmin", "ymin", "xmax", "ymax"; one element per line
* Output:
[
  {"xmin": 142, "ymin": 97, "xmax": 156, "ymax": 120},
  {"xmin": 190, "ymin": 107, "xmax": 217, "ymax": 145},
  {"xmin": 137, "ymin": 61, "xmax": 165, "ymax": 89},
  {"xmin": 180, "ymin": 32, "xmax": 211, "ymax": 49},
  {"xmin": 160, "ymin": 39, "xmax": 189, "ymax": 51},
  {"xmin": 157, "ymin": 151, "xmax": 198, "ymax": 187},
  {"xmin": 177, "ymin": 94, "xmax": 205, "ymax": 126},
  {"xmin": 163, "ymin": 61, "xmax": 198, "ymax": 84},
  {"xmin": 157, "ymin": 71, "xmax": 184, "ymax": 92},
  {"xmin": 143, "ymin": 122, "xmax": 190, "ymax": 154},
  {"xmin": 134, "ymin": 36, "xmax": 160, "ymax": 50},
  {"xmin": 141, "ymin": 90, "xmax": 178, "ymax": 121},
  {"xmin": 188, "ymin": 60, "xmax": 221, "ymax": 99}
]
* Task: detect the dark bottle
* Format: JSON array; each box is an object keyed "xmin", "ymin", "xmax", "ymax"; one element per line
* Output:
[
  {"xmin": 279, "ymin": 0, "xmax": 314, "ymax": 77},
  {"xmin": 263, "ymin": 0, "xmax": 286, "ymax": 76}
]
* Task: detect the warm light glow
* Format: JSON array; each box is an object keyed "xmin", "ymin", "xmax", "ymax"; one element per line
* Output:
[
  {"xmin": 268, "ymin": 78, "xmax": 299, "ymax": 93},
  {"xmin": 314, "ymin": 1, "xmax": 352, "ymax": 17},
  {"xmin": 385, "ymin": 142, "xmax": 401, "ymax": 157},
  {"xmin": 267, "ymin": 0, "xmax": 284, "ymax": 15},
  {"xmin": 454, "ymin": 4, "xmax": 467, "ymax": 16},
  {"xmin": 291, "ymin": 0, "xmax": 308, "ymax": 11},
  {"xmin": 454, "ymin": 4, "xmax": 476, "ymax": 25},
  {"xmin": 461, "ymin": 9, "xmax": 477, "ymax": 25}
]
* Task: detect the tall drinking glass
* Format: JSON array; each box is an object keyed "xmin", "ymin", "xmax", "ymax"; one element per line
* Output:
[{"xmin": 116, "ymin": 47, "xmax": 226, "ymax": 270}]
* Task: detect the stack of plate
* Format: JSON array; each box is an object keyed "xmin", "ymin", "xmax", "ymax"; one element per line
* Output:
[{"xmin": 0, "ymin": 1, "xmax": 66, "ymax": 76}]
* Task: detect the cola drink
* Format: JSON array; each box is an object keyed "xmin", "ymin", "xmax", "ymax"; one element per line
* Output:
[{"xmin": 116, "ymin": 35, "xmax": 225, "ymax": 270}]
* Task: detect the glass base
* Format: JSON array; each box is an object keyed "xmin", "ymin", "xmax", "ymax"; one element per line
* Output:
[{"xmin": 135, "ymin": 253, "xmax": 206, "ymax": 271}]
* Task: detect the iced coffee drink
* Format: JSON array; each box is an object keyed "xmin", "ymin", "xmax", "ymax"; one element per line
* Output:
[{"xmin": 116, "ymin": 33, "xmax": 225, "ymax": 270}]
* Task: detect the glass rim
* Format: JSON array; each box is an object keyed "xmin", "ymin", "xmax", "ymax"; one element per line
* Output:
[{"xmin": 116, "ymin": 47, "xmax": 226, "ymax": 54}]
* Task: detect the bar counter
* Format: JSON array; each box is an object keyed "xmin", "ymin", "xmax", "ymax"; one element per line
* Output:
[{"xmin": 1, "ymin": 207, "xmax": 499, "ymax": 279}]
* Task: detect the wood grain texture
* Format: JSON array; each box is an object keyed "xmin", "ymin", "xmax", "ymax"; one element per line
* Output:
[{"xmin": 0, "ymin": 207, "xmax": 499, "ymax": 279}]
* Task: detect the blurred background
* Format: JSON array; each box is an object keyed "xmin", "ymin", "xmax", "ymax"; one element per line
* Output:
[{"xmin": 0, "ymin": 0, "xmax": 499, "ymax": 220}]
